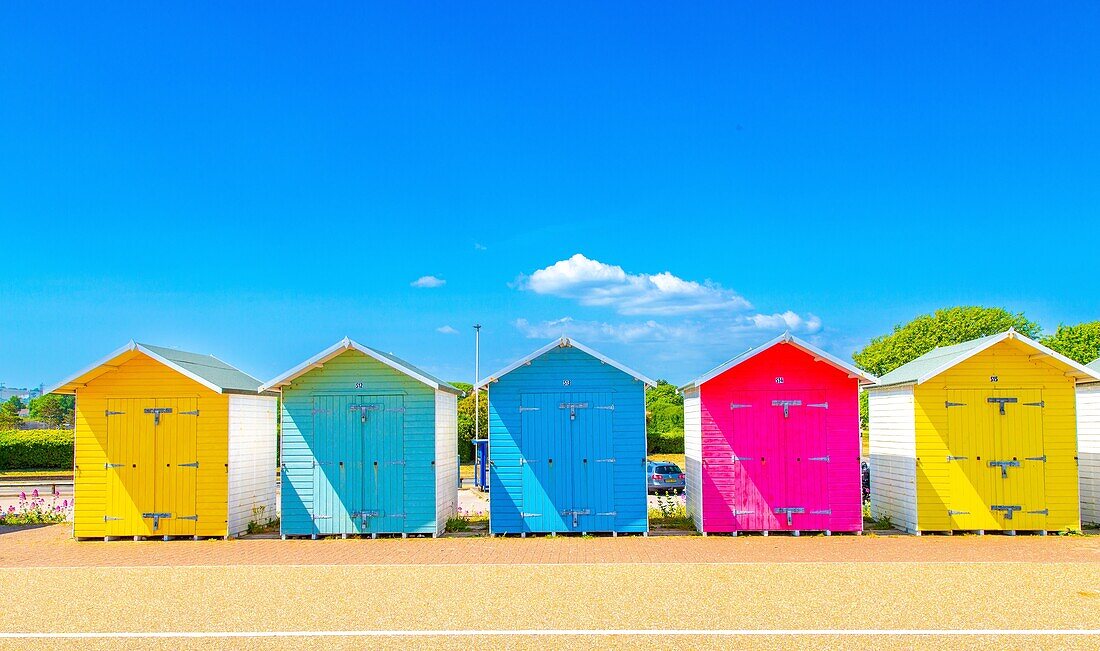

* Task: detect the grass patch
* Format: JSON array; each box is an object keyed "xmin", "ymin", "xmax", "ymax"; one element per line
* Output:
[
  {"xmin": 0, "ymin": 469, "xmax": 73, "ymax": 478},
  {"xmin": 246, "ymin": 505, "xmax": 280, "ymax": 535},
  {"xmin": 648, "ymin": 493, "xmax": 695, "ymax": 530}
]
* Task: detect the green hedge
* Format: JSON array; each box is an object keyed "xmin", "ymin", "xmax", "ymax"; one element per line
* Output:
[
  {"xmin": 0, "ymin": 429, "xmax": 74, "ymax": 470},
  {"xmin": 647, "ymin": 429, "xmax": 685, "ymax": 454}
]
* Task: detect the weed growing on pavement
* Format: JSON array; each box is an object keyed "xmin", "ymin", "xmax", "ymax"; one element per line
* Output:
[
  {"xmin": 246, "ymin": 505, "xmax": 280, "ymax": 534},
  {"xmin": 0, "ymin": 489, "xmax": 71, "ymax": 525},
  {"xmin": 648, "ymin": 494, "xmax": 694, "ymax": 530},
  {"xmin": 445, "ymin": 506, "xmax": 488, "ymax": 532}
]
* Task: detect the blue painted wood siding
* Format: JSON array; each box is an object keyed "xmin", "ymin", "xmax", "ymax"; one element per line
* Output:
[
  {"xmin": 488, "ymin": 345, "xmax": 648, "ymax": 533},
  {"xmin": 280, "ymin": 350, "xmax": 438, "ymax": 535}
]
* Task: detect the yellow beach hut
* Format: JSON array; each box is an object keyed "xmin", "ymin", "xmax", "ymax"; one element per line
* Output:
[
  {"xmin": 47, "ymin": 341, "xmax": 277, "ymax": 540},
  {"xmin": 867, "ymin": 329, "xmax": 1100, "ymax": 534}
]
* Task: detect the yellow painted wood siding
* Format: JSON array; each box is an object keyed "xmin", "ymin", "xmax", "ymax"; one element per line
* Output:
[
  {"xmin": 912, "ymin": 341, "xmax": 1079, "ymax": 531},
  {"xmin": 72, "ymin": 354, "xmax": 230, "ymax": 538}
]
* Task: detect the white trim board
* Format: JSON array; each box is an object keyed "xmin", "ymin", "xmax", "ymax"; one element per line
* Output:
[
  {"xmin": 474, "ymin": 337, "xmax": 656, "ymax": 389},
  {"xmin": 261, "ymin": 337, "xmax": 458, "ymax": 394},
  {"xmin": 680, "ymin": 332, "xmax": 877, "ymax": 391}
]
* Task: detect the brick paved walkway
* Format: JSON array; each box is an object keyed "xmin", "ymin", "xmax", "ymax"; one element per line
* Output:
[{"xmin": 2, "ymin": 524, "xmax": 1098, "ymax": 567}]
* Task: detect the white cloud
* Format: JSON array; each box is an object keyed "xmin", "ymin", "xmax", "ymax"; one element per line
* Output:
[
  {"xmin": 474, "ymin": 243, "xmax": 488, "ymax": 251},
  {"xmin": 514, "ymin": 317, "xmax": 695, "ymax": 344},
  {"xmin": 436, "ymin": 325, "xmax": 458, "ymax": 335},
  {"xmin": 750, "ymin": 311, "xmax": 822, "ymax": 333},
  {"xmin": 515, "ymin": 254, "xmax": 751, "ymax": 316},
  {"xmin": 411, "ymin": 275, "xmax": 446, "ymax": 288}
]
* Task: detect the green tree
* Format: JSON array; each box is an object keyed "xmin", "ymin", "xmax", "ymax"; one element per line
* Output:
[
  {"xmin": 29, "ymin": 394, "xmax": 75, "ymax": 428},
  {"xmin": 645, "ymin": 380, "xmax": 684, "ymax": 436},
  {"xmin": 1041, "ymin": 321, "xmax": 1100, "ymax": 365},
  {"xmin": 452, "ymin": 382, "xmax": 487, "ymax": 462},
  {"xmin": 0, "ymin": 396, "xmax": 24, "ymax": 430},
  {"xmin": 853, "ymin": 306, "xmax": 1042, "ymax": 429}
]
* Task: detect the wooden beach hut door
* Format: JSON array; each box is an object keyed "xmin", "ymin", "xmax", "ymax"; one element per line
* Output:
[
  {"xmin": 105, "ymin": 398, "xmax": 198, "ymax": 537},
  {"xmin": 361, "ymin": 395, "xmax": 406, "ymax": 534},
  {"xmin": 519, "ymin": 393, "xmax": 567, "ymax": 533},
  {"xmin": 312, "ymin": 395, "xmax": 361, "ymax": 535},
  {"xmin": 570, "ymin": 392, "xmax": 615, "ymax": 533},
  {"xmin": 720, "ymin": 391, "xmax": 774, "ymax": 530},
  {"xmin": 947, "ymin": 389, "xmax": 1046, "ymax": 530},
  {"xmin": 777, "ymin": 390, "xmax": 830, "ymax": 531}
]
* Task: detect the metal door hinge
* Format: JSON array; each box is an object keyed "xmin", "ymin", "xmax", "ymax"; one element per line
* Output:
[
  {"xmin": 357, "ymin": 510, "xmax": 380, "ymax": 518},
  {"xmin": 771, "ymin": 400, "xmax": 801, "ymax": 418},
  {"xmin": 732, "ymin": 455, "xmax": 754, "ymax": 461},
  {"xmin": 947, "ymin": 456, "xmax": 968, "ymax": 461},
  {"xmin": 178, "ymin": 515, "xmax": 198, "ymax": 521},
  {"xmin": 594, "ymin": 458, "xmax": 616, "ymax": 463},
  {"xmin": 519, "ymin": 406, "xmax": 540, "ymax": 412},
  {"xmin": 945, "ymin": 401, "xmax": 966, "ymax": 408},
  {"xmin": 180, "ymin": 410, "xmax": 199, "ymax": 416},
  {"xmin": 1028, "ymin": 509, "xmax": 1049, "ymax": 516},
  {"xmin": 987, "ymin": 397, "xmax": 1018, "ymax": 415},
  {"xmin": 179, "ymin": 462, "xmax": 199, "ymax": 468},
  {"xmin": 990, "ymin": 505, "xmax": 1022, "ymax": 520},
  {"xmin": 1025, "ymin": 455, "xmax": 1047, "ymax": 462},
  {"xmin": 774, "ymin": 507, "xmax": 805, "ymax": 526},
  {"xmin": 105, "ymin": 463, "xmax": 125, "ymax": 469},
  {"xmin": 105, "ymin": 410, "xmax": 125, "ymax": 416},
  {"xmin": 810, "ymin": 509, "xmax": 832, "ymax": 515},
  {"xmin": 386, "ymin": 460, "xmax": 406, "ymax": 466},
  {"xmin": 989, "ymin": 460, "xmax": 1020, "ymax": 478},
  {"xmin": 311, "ymin": 409, "xmax": 330, "ymax": 415},
  {"xmin": 731, "ymin": 509, "xmax": 754, "ymax": 515},
  {"xmin": 520, "ymin": 512, "xmax": 542, "ymax": 518},
  {"xmin": 104, "ymin": 516, "xmax": 123, "ymax": 522},
  {"xmin": 808, "ymin": 456, "xmax": 830, "ymax": 462},
  {"xmin": 387, "ymin": 407, "xmax": 406, "ymax": 413},
  {"xmin": 596, "ymin": 511, "xmax": 617, "ymax": 516},
  {"xmin": 947, "ymin": 510, "xmax": 969, "ymax": 516},
  {"xmin": 144, "ymin": 407, "xmax": 173, "ymax": 425},
  {"xmin": 807, "ymin": 402, "xmax": 828, "ymax": 409},
  {"xmin": 1023, "ymin": 401, "xmax": 1045, "ymax": 408},
  {"xmin": 595, "ymin": 404, "xmax": 615, "ymax": 411},
  {"xmin": 389, "ymin": 513, "xmax": 407, "ymax": 519},
  {"xmin": 312, "ymin": 514, "xmax": 333, "ymax": 520},
  {"xmin": 729, "ymin": 403, "xmax": 752, "ymax": 409}
]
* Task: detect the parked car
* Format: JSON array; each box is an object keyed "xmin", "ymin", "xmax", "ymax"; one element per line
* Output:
[{"xmin": 647, "ymin": 461, "xmax": 685, "ymax": 494}]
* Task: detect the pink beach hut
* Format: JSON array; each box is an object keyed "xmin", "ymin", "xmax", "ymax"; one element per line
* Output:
[{"xmin": 681, "ymin": 333, "xmax": 876, "ymax": 535}]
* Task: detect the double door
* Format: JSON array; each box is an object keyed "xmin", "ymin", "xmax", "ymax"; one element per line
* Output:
[
  {"xmin": 312, "ymin": 394, "xmax": 405, "ymax": 535},
  {"xmin": 105, "ymin": 397, "xmax": 199, "ymax": 537},
  {"xmin": 715, "ymin": 389, "xmax": 831, "ymax": 530},
  {"xmin": 946, "ymin": 389, "xmax": 1046, "ymax": 530},
  {"xmin": 519, "ymin": 392, "xmax": 615, "ymax": 533}
]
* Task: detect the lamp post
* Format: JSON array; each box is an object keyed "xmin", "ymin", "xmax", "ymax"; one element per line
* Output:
[{"xmin": 473, "ymin": 324, "xmax": 481, "ymax": 442}]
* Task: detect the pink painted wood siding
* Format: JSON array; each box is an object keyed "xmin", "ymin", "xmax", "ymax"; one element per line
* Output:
[{"xmin": 699, "ymin": 343, "xmax": 862, "ymax": 532}]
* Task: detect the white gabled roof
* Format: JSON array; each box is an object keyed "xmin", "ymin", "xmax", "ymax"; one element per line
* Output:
[
  {"xmin": 260, "ymin": 337, "xmax": 462, "ymax": 395},
  {"xmin": 870, "ymin": 328, "xmax": 1100, "ymax": 389},
  {"xmin": 679, "ymin": 332, "xmax": 877, "ymax": 391},
  {"xmin": 46, "ymin": 340, "xmax": 267, "ymax": 396},
  {"xmin": 473, "ymin": 337, "xmax": 656, "ymax": 389}
]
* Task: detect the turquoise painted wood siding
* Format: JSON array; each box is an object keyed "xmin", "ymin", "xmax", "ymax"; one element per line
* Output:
[
  {"xmin": 281, "ymin": 350, "xmax": 438, "ymax": 535},
  {"xmin": 487, "ymin": 345, "xmax": 648, "ymax": 533}
]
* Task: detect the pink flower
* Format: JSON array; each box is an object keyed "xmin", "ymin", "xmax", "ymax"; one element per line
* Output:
[
  {"xmin": 62, "ymin": 500, "xmax": 69, "ymax": 508},
  {"xmin": 18, "ymin": 492, "xmax": 25, "ymax": 501},
  {"xmin": 32, "ymin": 489, "xmax": 38, "ymax": 498}
]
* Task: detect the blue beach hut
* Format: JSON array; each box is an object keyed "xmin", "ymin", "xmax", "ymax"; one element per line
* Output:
[
  {"xmin": 474, "ymin": 338, "xmax": 655, "ymax": 535},
  {"xmin": 262, "ymin": 338, "xmax": 462, "ymax": 538}
]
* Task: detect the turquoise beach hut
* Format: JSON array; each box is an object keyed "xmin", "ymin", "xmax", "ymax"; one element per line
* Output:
[{"xmin": 262, "ymin": 338, "xmax": 462, "ymax": 538}]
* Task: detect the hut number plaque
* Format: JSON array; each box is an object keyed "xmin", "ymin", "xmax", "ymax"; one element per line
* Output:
[
  {"xmin": 355, "ymin": 382, "xmax": 363, "ymax": 389},
  {"xmin": 563, "ymin": 379, "xmax": 571, "ymax": 386},
  {"xmin": 775, "ymin": 377, "xmax": 784, "ymax": 384}
]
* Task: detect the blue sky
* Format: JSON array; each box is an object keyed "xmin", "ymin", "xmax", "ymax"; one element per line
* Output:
[{"xmin": 2, "ymin": 3, "xmax": 1099, "ymax": 388}]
